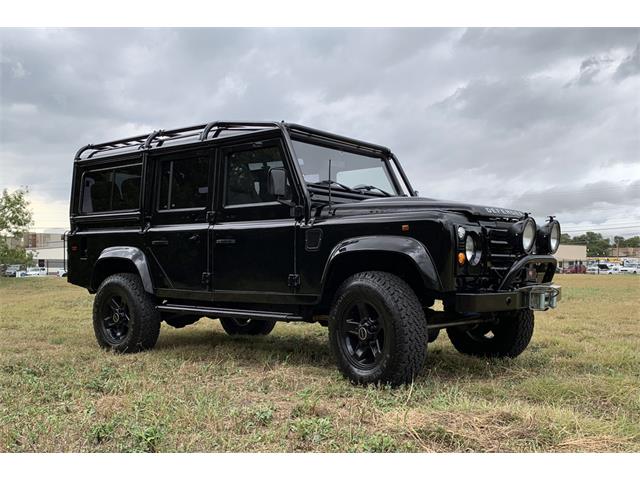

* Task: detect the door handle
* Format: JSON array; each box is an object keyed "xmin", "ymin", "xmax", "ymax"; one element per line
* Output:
[
  {"xmin": 188, "ymin": 234, "xmax": 200, "ymax": 243},
  {"xmin": 151, "ymin": 239, "xmax": 169, "ymax": 246},
  {"xmin": 215, "ymin": 238, "xmax": 236, "ymax": 245}
]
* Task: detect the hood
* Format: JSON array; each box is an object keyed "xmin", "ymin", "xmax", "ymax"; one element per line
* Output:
[{"xmin": 330, "ymin": 196, "xmax": 525, "ymax": 220}]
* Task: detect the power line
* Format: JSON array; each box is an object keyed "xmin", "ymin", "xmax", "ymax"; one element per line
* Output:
[{"xmin": 564, "ymin": 225, "xmax": 640, "ymax": 233}]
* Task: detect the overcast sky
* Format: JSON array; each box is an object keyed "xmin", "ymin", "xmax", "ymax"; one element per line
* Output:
[{"xmin": 1, "ymin": 28, "xmax": 638, "ymax": 237}]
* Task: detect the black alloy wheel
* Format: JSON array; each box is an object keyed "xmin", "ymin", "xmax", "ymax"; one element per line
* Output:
[
  {"xmin": 337, "ymin": 300, "xmax": 386, "ymax": 371},
  {"xmin": 100, "ymin": 294, "xmax": 132, "ymax": 344}
]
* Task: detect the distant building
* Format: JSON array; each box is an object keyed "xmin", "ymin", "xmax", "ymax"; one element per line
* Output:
[
  {"xmin": 28, "ymin": 245, "xmax": 66, "ymax": 272},
  {"xmin": 608, "ymin": 246, "xmax": 640, "ymax": 257},
  {"xmin": 21, "ymin": 229, "xmax": 67, "ymax": 273},
  {"xmin": 25, "ymin": 231, "xmax": 65, "ymax": 249},
  {"xmin": 4, "ymin": 229, "xmax": 66, "ymax": 249},
  {"xmin": 553, "ymin": 244, "xmax": 587, "ymax": 270}
]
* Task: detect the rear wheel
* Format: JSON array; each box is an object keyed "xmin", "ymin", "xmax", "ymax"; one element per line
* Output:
[
  {"xmin": 328, "ymin": 271, "xmax": 428, "ymax": 386},
  {"xmin": 219, "ymin": 317, "xmax": 276, "ymax": 335},
  {"xmin": 93, "ymin": 273, "xmax": 161, "ymax": 353},
  {"xmin": 446, "ymin": 309, "xmax": 534, "ymax": 358}
]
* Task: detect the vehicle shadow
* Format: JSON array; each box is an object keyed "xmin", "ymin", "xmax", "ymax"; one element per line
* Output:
[
  {"xmin": 155, "ymin": 325, "xmax": 334, "ymax": 368},
  {"xmin": 154, "ymin": 324, "xmax": 550, "ymax": 382}
]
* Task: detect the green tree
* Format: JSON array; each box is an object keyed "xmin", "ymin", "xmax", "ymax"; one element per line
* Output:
[
  {"xmin": 568, "ymin": 231, "xmax": 611, "ymax": 257},
  {"xmin": 621, "ymin": 236, "xmax": 640, "ymax": 248},
  {"xmin": 0, "ymin": 188, "xmax": 34, "ymax": 267}
]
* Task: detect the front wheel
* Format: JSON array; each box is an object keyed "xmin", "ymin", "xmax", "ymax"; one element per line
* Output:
[
  {"xmin": 446, "ymin": 309, "xmax": 534, "ymax": 358},
  {"xmin": 219, "ymin": 317, "xmax": 276, "ymax": 335},
  {"xmin": 93, "ymin": 273, "xmax": 161, "ymax": 353},
  {"xmin": 328, "ymin": 271, "xmax": 428, "ymax": 387}
]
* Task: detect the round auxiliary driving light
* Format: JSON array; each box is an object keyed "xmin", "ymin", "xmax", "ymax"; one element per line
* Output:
[
  {"xmin": 549, "ymin": 221, "xmax": 561, "ymax": 253},
  {"xmin": 522, "ymin": 218, "xmax": 536, "ymax": 253},
  {"xmin": 465, "ymin": 235, "xmax": 481, "ymax": 265},
  {"xmin": 457, "ymin": 226, "xmax": 466, "ymax": 240},
  {"xmin": 537, "ymin": 219, "xmax": 561, "ymax": 254}
]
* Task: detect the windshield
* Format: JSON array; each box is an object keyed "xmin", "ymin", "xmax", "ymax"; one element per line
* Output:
[{"xmin": 292, "ymin": 140, "xmax": 399, "ymax": 196}]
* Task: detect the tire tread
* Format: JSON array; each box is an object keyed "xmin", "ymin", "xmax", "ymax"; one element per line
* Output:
[{"xmin": 329, "ymin": 271, "xmax": 428, "ymax": 386}]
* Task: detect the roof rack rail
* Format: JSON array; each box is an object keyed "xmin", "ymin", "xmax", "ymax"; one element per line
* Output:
[
  {"xmin": 74, "ymin": 122, "xmax": 282, "ymax": 161},
  {"xmin": 74, "ymin": 121, "xmax": 391, "ymax": 161}
]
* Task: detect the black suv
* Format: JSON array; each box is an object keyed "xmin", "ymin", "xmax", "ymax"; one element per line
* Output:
[{"xmin": 67, "ymin": 121, "xmax": 561, "ymax": 386}]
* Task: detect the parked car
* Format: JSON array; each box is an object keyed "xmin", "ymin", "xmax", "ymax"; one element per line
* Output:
[
  {"xmin": 606, "ymin": 266, "xmax": 622, "ymax": 275},
  {"xmin": 23, "ymin": 267, "xmax": 48, "ymax": 277},
  {"xmin": 586, "ymin": 264, "xmax": 612, "ymax": 274},
  {"xmin": 4, "ymin": 264, "xmax": 25, "ymax": 277},
  {"xmin": 57, "ymin": 269, "xmax": 68, "ymax": 277},
  {"xmin": 67, "ymin": 121, "xmax": 563, "ymax": 386},
  {"xmin": 619, "ymin": 265, "xmax": 638, "ymax": 274},
  {"xmin": 561, "ymin": 265, "xmax": 586, "ymax": 274}
]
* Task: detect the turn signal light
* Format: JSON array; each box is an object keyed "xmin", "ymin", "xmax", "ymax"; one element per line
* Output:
[{"xmin": 457, "ymin": 252, "xmax": 465, "ymax": 265}]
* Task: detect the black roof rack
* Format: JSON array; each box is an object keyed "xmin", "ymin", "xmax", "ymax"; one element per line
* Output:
[{"xmin": 74, "ymin": 121, "xmax": 391, "ymax": 161}]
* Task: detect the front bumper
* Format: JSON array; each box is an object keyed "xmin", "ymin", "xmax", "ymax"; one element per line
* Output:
[{"xmin": 455, "ymin": 283, "xmax": 562, "ymax": 313}]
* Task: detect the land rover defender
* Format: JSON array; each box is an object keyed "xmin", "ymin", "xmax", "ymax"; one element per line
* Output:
[{"xmin": 67, "ymin": 121, "xmax": 561, "ymax": 385}]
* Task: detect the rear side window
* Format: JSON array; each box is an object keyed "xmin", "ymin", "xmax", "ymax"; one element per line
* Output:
[
  {"xmin": 81, "ymin": 164, "xmax": 141, "ymax": 213},
  {"xmin": 158, "ymin": 155, "xmax": 209, "ymax": 210}
]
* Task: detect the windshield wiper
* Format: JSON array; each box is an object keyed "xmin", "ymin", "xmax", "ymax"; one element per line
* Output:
[
  {"xmin": 309, "ymin": 180, "xmax": 359, "ymax": 194},
  {"xmin": 353, "ymin": 184, "xmax": 392, "ymax": 196}
]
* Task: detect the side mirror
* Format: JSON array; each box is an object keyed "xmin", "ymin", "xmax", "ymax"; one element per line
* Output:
[{"xmin": 268, "ymin": 167, "xmax": 287, "ymax": 197}]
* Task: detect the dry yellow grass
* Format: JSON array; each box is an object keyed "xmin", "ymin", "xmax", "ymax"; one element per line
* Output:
[{"xmin": 0, "ymin": 274, "xmax": 638, "ymax": 452}]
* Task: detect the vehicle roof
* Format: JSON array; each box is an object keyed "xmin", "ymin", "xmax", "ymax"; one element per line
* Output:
[{"xmin": 74, "ymin": 121, "xmax": 391, "ymax": 161}]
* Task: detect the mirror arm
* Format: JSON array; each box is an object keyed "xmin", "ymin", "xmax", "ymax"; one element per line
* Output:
[{"xmin": 277, "ymin": 197, "xmax": 304, "ymax": 218}]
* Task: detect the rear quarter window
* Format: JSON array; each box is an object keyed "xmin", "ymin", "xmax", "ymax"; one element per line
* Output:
[{"xmin": 80, "ymin": 164, "xmax": 142, "ymax": 214}]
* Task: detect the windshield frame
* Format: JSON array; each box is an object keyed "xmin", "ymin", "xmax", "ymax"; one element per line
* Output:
[{"xmin": 289, "ymin": 135, "xmax": 408, "ymax": 200}]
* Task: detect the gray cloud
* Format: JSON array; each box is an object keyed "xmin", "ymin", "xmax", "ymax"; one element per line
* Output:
[
  {"xmin": 614, "ymin": 43, "xmax": 640, "ymax": 82},
  {"xmin": 1, "ymin": 28, "xmax": 639, "ymax": 236}
]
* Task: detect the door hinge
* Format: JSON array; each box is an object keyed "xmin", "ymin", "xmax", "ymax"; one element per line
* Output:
[
  {"xmin": 287, "ymin": 274, "xmax": 301, "ymax": 288},
  {"xmin": 201, "ymin": 272, "xmax": 212, "ymax": 286},
  {"xmin": 206, "ymin": 211, "xmax": 215, "ymax": 223}
]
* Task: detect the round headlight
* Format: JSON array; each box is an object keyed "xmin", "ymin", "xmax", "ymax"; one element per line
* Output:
[
  {"xmin": 522, "ymin": 219, "xmax": 536, "ymax": 253},
  {"xmin": 465, "ymin": 235, "xmax": 481, "ymax": 265},
  {"xmin": 549, "ymin": 221, "xmax": 561, "ymax": 253}
]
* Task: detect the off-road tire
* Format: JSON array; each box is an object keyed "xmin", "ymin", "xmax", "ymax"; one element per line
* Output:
[
  {"xmin": 93, "ymin": 273, "xmax": 161, "ymax": 353},
  {"xmin": 328, "ymin": 271, "xmax": 428, "ymax": 387},
  {"xmin": 219, "ymin": 317, "xmax": 276, "ymax": 335},
  {"xmin": 446, "ymin": 309, "xmax": 534, "ymax": 358},
  {"xmin": 163, "ymin": 314, "xmax": 201, "ymax": 329}
]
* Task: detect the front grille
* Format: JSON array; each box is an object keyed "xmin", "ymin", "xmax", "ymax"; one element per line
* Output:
[
  {"xmin": 458, "ymin": 219, "xmax": 556, "ymax": 292},
  {"xmin": 481, "ymin": 220, "xmax": 520, "ymax": 272}
]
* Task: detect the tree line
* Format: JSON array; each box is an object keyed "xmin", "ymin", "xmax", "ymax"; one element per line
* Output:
[{"xmin": 560, "ymin": 232, "xmax": 640, "ymax": 257}]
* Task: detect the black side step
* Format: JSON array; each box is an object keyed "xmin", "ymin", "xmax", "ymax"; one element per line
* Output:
[{"xmin": 156, "ymin": 304, "xmax": 303, "ymax": 322}]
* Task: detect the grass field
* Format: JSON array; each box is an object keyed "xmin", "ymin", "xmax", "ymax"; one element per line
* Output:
[{"xmin": 0, "ymin": 274, "xmax": 638, "ymax": 452}]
